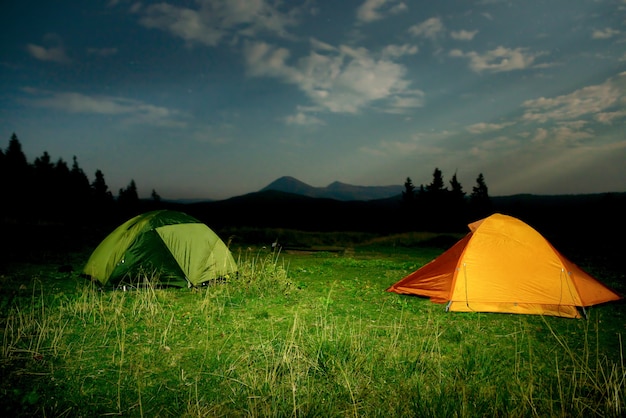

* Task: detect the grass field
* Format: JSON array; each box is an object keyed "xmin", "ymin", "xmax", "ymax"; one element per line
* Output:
[{"xmin": 1, "ymin": 231, "xmax": 625, "ymax": 417}]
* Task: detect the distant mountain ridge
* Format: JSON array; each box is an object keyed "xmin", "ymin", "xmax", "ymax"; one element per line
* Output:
[{"xmin": 260, "ymin": 176, "xmax": 403, "ymax": 201}]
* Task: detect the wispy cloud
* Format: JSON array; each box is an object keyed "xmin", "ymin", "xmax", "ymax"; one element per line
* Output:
[
  {"xmin": 468, "ymin": 136, "xmax": 518, "ymax": 159},
  {"xmin": 26, "ymin": 44, "xmax": 69, "ymax": 63},
  {"xmin": 522, "ymin": 72, "xmax": 626, "ymax": 123},
  {"xmin": 381, "ymin": 43, "xmax": 418, "ymax": 59},
  {"xmin": 463, "ymin": 73, "xmax": 626, "ymax": 165},
  {"xmin": 408, "ymin": 17, "xmax": 445, "ymax": 40},
  {"xmin": 384, "ymin": 90, "xmax": 425, "ymax": 113},
  {"xmin": 361, "ymin": 130, "xmax": 453, "ymax": 158},
  {"xmin": 450, "ymin": 29, "xmax": 478, "ymax": 41},
  {"xmin": 466, "ymin": 121, "xmax": 513, "ymax": 134},
  {"xmin": 21, "ymin": 88, "xmax": 187, "ymax": 128},
  {"xmin": 135, "ymin": 0, "xmax": 300, "ymax": 46},
  {"xmin": 595, "ymin": 110, "xmax": 626, "ymax": 123},
  {"xmin": 592, "ymin": 28, "xmax": 620, "ymax": 40},
  {"xmin": 284, "ymin": 109, "xmax": 326, "ymax": 126},
  {"xmin": 356, "ymin": 0, "xmax": 407, "ymax": 23},
  {"xmin": 26, "ymin": 34, "xmax": 70, "ymax": 63},
  {"xmin": 450, "ymin": 46, "xmax": 543, "ymax": 73},
  {"xmin": 243, "ymin": 40, "xmax": 423, "ymax": 115},
  {"xmin": 528, "ymin": 123, "xmax": 594, "ymax": 146}
]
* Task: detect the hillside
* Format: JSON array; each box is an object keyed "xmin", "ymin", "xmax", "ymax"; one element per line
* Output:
[
  {"xmin": 186, "ymin": 190, "xmax": 626, "ymax": 259},
  {"xmin": 189, "ymin": 189, "xmax": 399, "ymax": 233}
]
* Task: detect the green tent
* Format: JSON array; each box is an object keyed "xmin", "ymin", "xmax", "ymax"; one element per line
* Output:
[{"xmin": 83, "ymin": 210, "xmax": 237, "ymax": 288}]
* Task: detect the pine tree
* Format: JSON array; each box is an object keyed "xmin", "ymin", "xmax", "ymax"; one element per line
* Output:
[
  {"xmin": 470, "ymin": 173, "xmax": 492, "ymax": 219},
  {"xmin": 118, "ymin": 180, "xmax": 139, "ymax": 207},
  {"xmin": 419, "ymin": 168, "xmax": 449, "ymax": 231},
  {"xmin": 471, "ymin": 173, "xmax": 489, "ymax": 203},
  {"xmin": 425, "ymin": 167, "xmax": 447, "ymax": 194},
  {"xmin": 91, "ymin": 169, "xmax": 113, "ymax": 203},
  {"xmin": 71, "ymin": 157, "xmax": 90, "ymax": 194},
  {"xmin": 5, "ymin": 133, "xmax": 28, "ymax": 169},
  {"xmin": 448, "ymin": 172, "xmax": 468, "ymax": 229},
  {"xmin": 402, "ymin": 177, "xmax": 415, "ymax": 203},
  {"xmin": 65, "ymin": 156, "xmax": 92, "ymax": 219},
  {"xmin": 449, "ymin": 172, "xmax": 465, "ymax": 200},
  {"xmin": 33, "ymin": 151, "xmax": 56, "ymax": 213},
  {"xmin": 90, "ymin": 169, "xmax": 114, "ymax": 218},
  {"xmin": 3, "ymin": 133, "xmax": 32, "ymax": 217}
]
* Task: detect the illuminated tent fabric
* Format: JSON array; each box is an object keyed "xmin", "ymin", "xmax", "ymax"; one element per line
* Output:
[
  {"xmin": 387, "ymin": 213, "xmax": 621, "ymax": 318},
  {"xmin": 83, "ymin": 210, "xmax": 237, "ymax": 288}
]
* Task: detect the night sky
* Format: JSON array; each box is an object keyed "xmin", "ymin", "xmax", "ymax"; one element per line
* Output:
[{"xmin": 1, "ymin": 0, "xmax": 625, "ymax": 199}]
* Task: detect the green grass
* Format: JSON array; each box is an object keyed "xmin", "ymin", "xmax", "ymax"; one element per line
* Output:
[{"xmin": 1, "ymin": 233, "xmax": 624, "ymax": 417}]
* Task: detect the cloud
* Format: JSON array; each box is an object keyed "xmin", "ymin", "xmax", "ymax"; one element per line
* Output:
[
  {"xmin": 522, "ymin": 72, "xmax": 626, "ymax": 123},
  {"xmin": 450, "ymin": 29, "xmax": 478, "ymax": 41},
  {"xmin": 530, "ymin": 124, "xmax": 594, "ymax": 146},
  {"xmin": 242, "ymin": 41, "xmax": 295, "ymax": 79},
  {"xmin": 284, "ymin": 109, "xmax": 325, "ymax": 126},
  {"xmin": 466, "ymin": 121, "xmax": 513, "ymax": 134},
  {"xmin": 381, "ymin": 43, "xmax": 418, "ymax": 59},
  {"xmin": 138, "ymin": 3, "xmax": 226, "ymax": 46},
  {"xmin": 552, "ymin": 125, "xmax": 594, "ymax": 143},
  {"xmin": 310, "ymin": 38, "xmax": 336, "ymax": 52},
  {"xmin": 384, "ymin": 90, "xmax": 425, "ymax": 113},
  {"xmin": 361, "ymin": 130, "xmax": 453, "ymax": 158},
  {"xmin": 356, "ymin": 0, "xmax": 407, "ymax": 23},
  {"xmin": 137, "ymin": 0, "xmax": 299, "ymax": 46},
  {"xmin": 26, "ymin": 34, "xmax": 70, "ymax": 63},
  {"xmin": 592, "ymin": 28, "xmax": 620, "ymax": 39},
  {"xmin": 243, "ymin": 40, "xmax": 422, "ymax": 114},
  {"xmin": 530, "ymin": 127, "xmax": 549, "ymax": 143},
  {"xmin": 408, "ymin": 17, "xmax": 445, "ymax": 40},
  {"xmin": 595, "ymin": 110, "xmax": 626, "ymax": 123},
  {"xmin": 468, "ymin": 136, "xmax": 518, "ymax": 158},
  {"xmin": 449, "ymin": 46, "xmax": 542, "ymax": 73},
  {"xmin": 21, "ymin": 88, "xmax": 186, "ymax": 128},
  {"xmin": 26, "ymin": 44, "xmax": 70, "ymax": 63}
]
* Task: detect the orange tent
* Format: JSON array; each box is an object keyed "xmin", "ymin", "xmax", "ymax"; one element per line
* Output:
[{"xmin": 387, "ymin": 213, "xmax": 621, "ymax": 318}]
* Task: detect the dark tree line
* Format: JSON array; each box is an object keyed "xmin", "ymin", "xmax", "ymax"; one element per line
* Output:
[
  {"xmin": 401, "ymin": 168, "xmax": 492, "ymax": 231},
  {"xmin": 1, "ymin": 133, "xmax": 492, "ymax": 233},
  {"xmin": 0, "ymin": 133, "xmax": 155, "ymax": 223}
]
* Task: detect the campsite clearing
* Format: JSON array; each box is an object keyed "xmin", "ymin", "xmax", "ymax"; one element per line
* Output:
[{"xmin": 1, "ymin": 235, "xmax": 624, "ymax": 417}]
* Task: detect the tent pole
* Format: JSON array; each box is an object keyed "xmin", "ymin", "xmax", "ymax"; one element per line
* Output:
[{"xmin": 581, "ymin": 306, "xmax": 588, "ymax": 320}]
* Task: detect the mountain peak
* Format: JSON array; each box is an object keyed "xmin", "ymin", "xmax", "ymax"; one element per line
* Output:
[
  {"xmin": 261, "ymin": 176, "xmax": 317, "ymax": 196},
  {"xmin": 326, "ymin": 181, "xmax": 349, "ymax": 189},
  {"xmin": 260, "ymin": 177, "xmax": 402, "ymax": 201}
]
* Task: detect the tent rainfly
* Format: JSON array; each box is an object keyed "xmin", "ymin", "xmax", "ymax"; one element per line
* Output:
[
  {"xmin": 83, "ymin": 210, "xmax": 237, "ymax": 288},
  {"xmin": 387, "ymin": 213, "xmax": 621, "ymax": 318}
]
